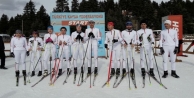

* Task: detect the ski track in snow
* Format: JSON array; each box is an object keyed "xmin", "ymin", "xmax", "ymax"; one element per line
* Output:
[{"xmin": 0, "ymin": 44, "xmax": 194, "ymax": 98}]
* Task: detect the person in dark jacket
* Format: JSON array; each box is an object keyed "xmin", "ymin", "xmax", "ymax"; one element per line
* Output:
[{"xmin": 0, "ymin": 36, "xmax": 7, "ymax": 69}]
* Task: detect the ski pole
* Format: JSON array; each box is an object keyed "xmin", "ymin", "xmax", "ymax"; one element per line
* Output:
[
  {"xmin": 152, "ymin": 48, "xmax": 162, "ymax": 85},
  {"xmin": 125, "ymin": 46, "xmax": 131, "ymax": 90},
  {"xmin": 142, "ymin": 41, "xmax": 151, "ymax": 85},
  {"xmin": 33, "ymin": 43, "xmax": 47, "ymax": 72},
  {"xmin": 107, "ymin": 31, "xmax": 115, "ymax": 86},
  {"xmin": 77, "ymin": 39, "xmax": 90, "ymax": 86},
  {"xmin": 90, "ymin": 37, "xmax": 93, "ymax": 88},
  {"xmin": 131, "ymin": 45, "xmax": 137, "ymax": 88},
  {"xmin": 52, "ymin": 43, "xmax": 65, "ymax": 85}
]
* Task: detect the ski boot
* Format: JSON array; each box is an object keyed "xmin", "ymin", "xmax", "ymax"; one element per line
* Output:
[
  {"xmin": 130, "ymin": 68, "xmax": 134, "ymax": 79},
  {"xmin": 122, "ymin": 68, "xmax": 126, "ymax": 77},
  {"xmin": 22, "ymin": 70, "xmax": 27, "ymax": 85},
  {"xmin": 37, "ymin": 71, "xmax": 42, "ymax": 76},
  {"xmin": 58, "ymin": 69, "xmax": 62, "ymax": 76},
  {"xmin": 141, "ymin": 68, "xmax": 146, "ymax": 77},
  {"xmin": 16, "ymin": 70, "xmax": 20, "ymax": 77},
  {"xmin": 149, "ymin": 68, "xmax": 155, "ymax": 77},
  {"xmin": 74, "ymin": 67, "xmax": 77, "ymax": 75},
  {"xmin": 94, "ymin": 67, "xmax": 98, "ymax": 75},
  {"xmin": 43, "ymin": 70, "xmax": 48, "ymax": 76},
  {"xmin": 171, "ymin": 70, "xmax": 179, "ymax": 78},
  {"xmin": 111, "ymin": 68, "xmax": 115, "ymax": 76},
  {"xmin": 81, "ymin": 67, "xmax": 84, "ymax": 82},
  {"xmin": 67, "ymin": 68, "xmax": 71, "ymax": 75},
  {"xmin": 116, "ymin": 68, "xmax": 120, "ymax": 77},
  {"xmin": 31, "ymin": 71, "xmax": 35, "ymax": 77},
  {"xmin": 16, "ymin": 71, "xmax": 20, "ymax": 86},
  {"xmin": 162, "ymin": 71, "xmax": 168, "ymax": 78},
  {"xmin": 87, "ymin": 67, "xmax": 91, "ymax": 76}
]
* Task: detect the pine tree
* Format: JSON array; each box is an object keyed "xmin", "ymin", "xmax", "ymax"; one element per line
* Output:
[
  {"xmin": 14, "ymin": 14, "xmax": 22, "ymax": 30},
  {"xmin": 53, "ymin": 0, "xmax": 70, "ymax": 12},
  {"xmin": 79, "ymin": 0, "xmax": 90, "ymax": 12},
  {"xmin": 22, "ymin": 0, "xmax": 36, "ymax": 36},
  {"xmin": 71, "ymin": 0, "xmax": 79, "ymax": 12},
  {"xmin": 87, "ymin": 0, "xmax": 99, "ymax": 12},
  {"xmin": 0, "ymin": 14, "xmax": 9, "ymax": 34},
  {"xmin": 7, "ymin": 17, "xmax": 16, "ymax": 36},
  {"xmin": 36, "ymin": 5, "xmax": 50, "ymax": 29},
  {"xmin": 98, "ymin": 1, "xmax": 105, "ymax": 12}
]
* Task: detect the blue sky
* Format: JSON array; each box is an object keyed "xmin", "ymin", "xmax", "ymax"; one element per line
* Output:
[{"xmin": 0, "ymin": 0, "xmax": 181, "ymax": 18}]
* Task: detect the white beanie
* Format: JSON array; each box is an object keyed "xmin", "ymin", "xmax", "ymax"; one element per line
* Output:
[{"xmin": 164, "ymin": 20, "xmax": 171, "ymax": 25}]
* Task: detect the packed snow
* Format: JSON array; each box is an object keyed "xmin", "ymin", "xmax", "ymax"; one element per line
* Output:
[{"xmin": 0, "ymin": 43, "xmax": 194, "ymax": 98}]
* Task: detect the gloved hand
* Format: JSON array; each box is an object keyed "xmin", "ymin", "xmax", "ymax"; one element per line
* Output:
[
  {"xmin": 174, "ymin": 47, "xmax": 179, "ymax": 54},
  {"xmin": 30, "ymin": 40, "xmax": 34, "ymax": 44},
  {"xmin": 139, "ymin": 34, "xmax": 143, "ymax": 42},
  {"xmin": 112, "ymin": 39, "xmax": 118, "ymax": 43},
  {"xmin": 59, "ymin": 41, "xmax": 62, "ymax": 45},
  {"xmin": 104, "ymin": 44, "xmax": 108, "ymax": 49},
  {"xmin": 80, "ymin": 36, "xmax": 83, "ymax": 41},
  {"xmin": 151, "ymin": 42, "xmax": 154, "ymax": 48},
  {"xmin": 26, "ymin": 51, "xmax": 30, "ymax": 56},
  {"xmin": 139, "ymin": 43, "xmax": 142, "ymax": 47},
  {"xmin": 91, "ymin": 34, "xmax": 95, "ymax": 38},
  {"xmin": 160, "ymin": 47, "xmax": 165, "ymax": 55},
  {"xmin": 46, "ymin": 37, "xmax": 53, "ymax": 44},
  {"xmin": 147, "ymin": 34, "xmax": 151, "ymax": 42},
  {"xmin": 11, "ymin": 52, "xmax": 14, "ymax": 57},
  {"xmin": 38, "ymin": 42, "xmax": 41, "ymax": 46},
  {"xmin": 76, "ymin": 34, "xmax": 81, "ymax": 40},
  {"xmin": 88, "ymin": 32, "xmax": 95, "ymax": 38},
  {"xmin": 63, "ymin": 41, "xmax": 67, "ymax": 45}
]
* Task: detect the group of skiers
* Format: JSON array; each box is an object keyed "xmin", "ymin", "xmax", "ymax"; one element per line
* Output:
[{"xmin": 10, "ymin": 19, "xmax": 180, "ymax": 86}]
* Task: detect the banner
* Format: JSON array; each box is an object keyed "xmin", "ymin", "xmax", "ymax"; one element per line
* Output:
[
  {"xmin": 50, "ymin": 12, "xmax": 106, "ymax": 57},
  {"xmin": 162, "ymin": 15, "xmax": 183, "ymax": 56}
]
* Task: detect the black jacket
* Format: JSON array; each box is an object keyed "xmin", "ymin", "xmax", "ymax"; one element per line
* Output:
[{"xmin": 0, "ymin": 36, "xmax": 5, "ymax": 51}]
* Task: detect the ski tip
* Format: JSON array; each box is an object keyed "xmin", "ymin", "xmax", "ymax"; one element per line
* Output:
[
  {"xmin": 129, "ymin": 88, "xmax": 131, "ymax": 90},
  {"xmin": 150, "ymin": 83, "xmax": 152, "ymax": 86}
]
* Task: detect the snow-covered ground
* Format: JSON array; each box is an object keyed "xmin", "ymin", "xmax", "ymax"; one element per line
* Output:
[{"xmin": 0, "ymin": 43, "xmax": 194, "ymax": 98}]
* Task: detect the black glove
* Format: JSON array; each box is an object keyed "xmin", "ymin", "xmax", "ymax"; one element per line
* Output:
[
  {"xmin": 139, "ymin": 34, "xmax": 143, "ymax": 42},
  {"xmin": 88, "ymin": 32, "xmax": 92, "ymax": 37},
  {"xmin": 38, "ymin": 42, "xmax": 41, "ymax": 46},
  {"xmin": 80, "ymin": 36, "xmax": 83, "ymax": 41},
  {"xmin": 11, "ymin": 52, "xmax": 14, "ymax": 57},
  {"xmin": 151, "ymin": 42, "xmax": 154, "ymax": 44},
  {"xmin": 104, "ymin": 44, "xmax": 108, "ymax": 48},
  {"xmin": 174, "ymin": 47, "xmax": 178, "ymax": 54},
  {"xmin": 112, "ymin": 39, "xmax": 118, "ymax": 43},
  {"xmin": 147, "ymin": 34, "xmax": 151, "ymax": 42},
  {"xmin": 30, "ymin": 40, "xmax": 34, "ymax": 43},
  {"xmin": 92, "ymin": 34, "xmax": 95, "ymax": 38},
  {"xmin": 139, "ymin": 43, "xmax": 142, "ymax": 46},
  {"xmin": 76, "ymin": 34, "xmax": 80, "ymax": 40},
  {"xmin": 88, "ymin": 32, "xmax": 95, "ymax": 38},
  {"xmin": 26, "ymin": 51, "xmax": 30, "ymax": 56},
  {"xmin": 160, "ymin": 47, "xmax": 165, "ymax": 55}
]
